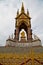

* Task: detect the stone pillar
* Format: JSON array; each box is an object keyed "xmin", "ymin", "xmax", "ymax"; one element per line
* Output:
[
  {"xmin": 16, "ymin": 27, "xmax": 19, "ymax": 41},
  {"xmin": 27, "ymin": 28, "xmax": 32, "ymax": 42},
  {"xmin": 27, "ymin": 28, "xmax": 30, "ymax": 40}
]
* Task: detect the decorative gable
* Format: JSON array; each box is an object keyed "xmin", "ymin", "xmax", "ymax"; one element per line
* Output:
[{"xmin": 16, "ymin": 13, "xmax": 31, "ymax": 27}]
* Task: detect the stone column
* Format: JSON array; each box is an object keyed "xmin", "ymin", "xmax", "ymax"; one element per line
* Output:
[
  {"xmin": 27, "ymin": 28, "xmax": 32, "ymax": 42},
  {"xmin": 16, "ymin": 27, "xmax": 19, "ymax": 41},
  {"xmin": 27, "ymin": 28, "xmax": 30, "ymax": 40}
]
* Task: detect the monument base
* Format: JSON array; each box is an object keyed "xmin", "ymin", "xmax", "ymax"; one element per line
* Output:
[{"xmin": 6, "ymin": 39, "xmax": 42, "ymax": 47}]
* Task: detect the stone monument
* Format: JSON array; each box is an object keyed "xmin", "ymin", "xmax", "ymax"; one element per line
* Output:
[{"xmin": 6, "ymin": 2, "xmax": 41, "ymax": 47}]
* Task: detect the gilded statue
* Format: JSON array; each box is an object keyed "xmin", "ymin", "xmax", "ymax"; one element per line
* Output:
[{"xmin": 21, "ymin": 31, "xmax": 25, "ymax": 38}]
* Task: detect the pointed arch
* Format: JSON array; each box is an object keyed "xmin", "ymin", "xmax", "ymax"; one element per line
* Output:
[
  {"xmin": 19, "ymin": 29, "xmax": 27, "ymax": 41},
  {"xmin": 19, "ymin": 22, "xmax": 28, "ymax": 32},
  {"xmin": 18, "ymin": 22, "xmax": 28, "ymax": 40}
]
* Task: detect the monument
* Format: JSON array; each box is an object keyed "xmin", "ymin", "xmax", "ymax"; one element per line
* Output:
[
  {"xmin": 6, "ymin": 2, "xmax": 41, "ymax": 47},
  {"xmin": 0, "ymin": 2, "xmax": 43, "ymax": 65}
]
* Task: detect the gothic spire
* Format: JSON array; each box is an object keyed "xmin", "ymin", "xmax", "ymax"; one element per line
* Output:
[
  {"xmin": 21, "ymin": 2, "xmax": 25, "ymax": 13},
  {"xmin": 27, "ymin": 9, "xmax": 29, "ymax": 16},
  {"xmin": 17, "ymin": 9, "xmax": 19, "ymax": 16}
]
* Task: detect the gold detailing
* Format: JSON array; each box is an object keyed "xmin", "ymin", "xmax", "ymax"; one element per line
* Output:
[
  {"xmin": 21, "ymin": 2, "xmax": 25, "ymax": 13},
  {"xmin": 0, "ymin": 49, "xmax": 43, "ymax": 65},
  {"xmin": 21, "ymin": 31, "xmax": 25, "ymax": 38}
]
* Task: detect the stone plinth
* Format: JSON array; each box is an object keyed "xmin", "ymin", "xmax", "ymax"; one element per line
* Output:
[
  {"xmin": 6, "ymin": 39, "xmax": 42, "ymax": 47},
  {"xmin": 20, "ymin": 37, "xmax": 26, "ymax": 42}
]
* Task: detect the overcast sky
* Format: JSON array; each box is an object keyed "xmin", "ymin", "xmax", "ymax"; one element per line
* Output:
[{"xmin": 0, "ymin": 0, "xmax": 43, "ymax": 46}]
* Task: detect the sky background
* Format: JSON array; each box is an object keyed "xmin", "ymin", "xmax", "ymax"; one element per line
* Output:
[{"xmin": 0, "ymin": 0, "xmax": 43, "ymax": 46}]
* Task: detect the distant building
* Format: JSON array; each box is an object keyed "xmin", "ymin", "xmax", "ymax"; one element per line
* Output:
[{"xmin": 0, "ymin": 2, "xmax": 43, "ymax": 65}]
